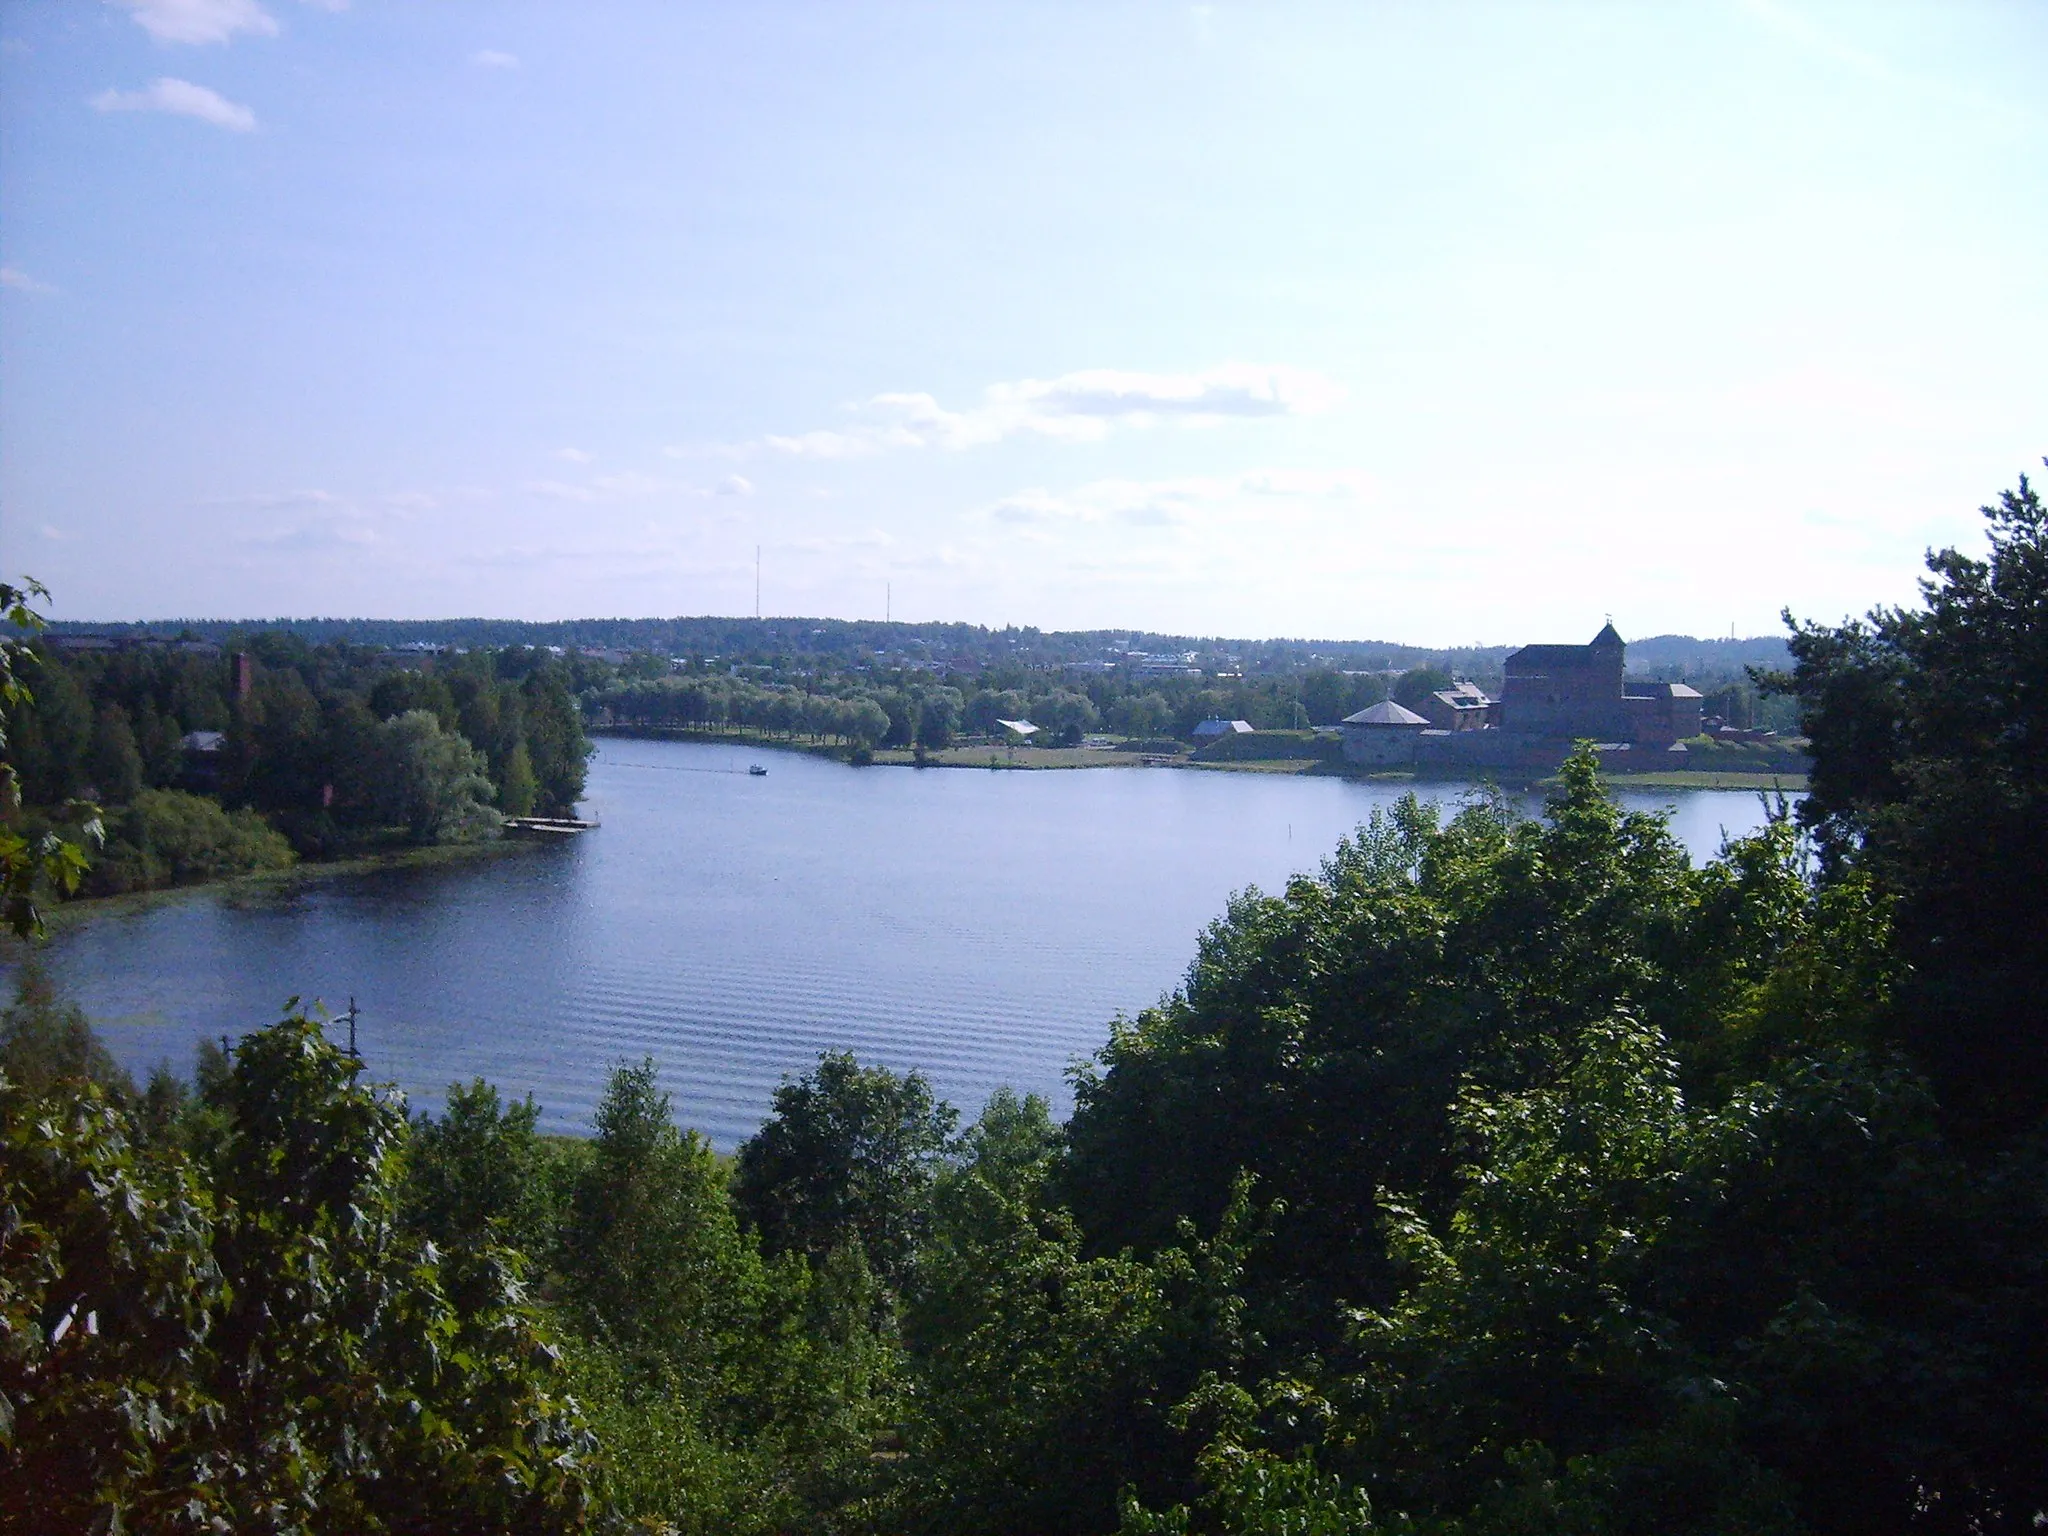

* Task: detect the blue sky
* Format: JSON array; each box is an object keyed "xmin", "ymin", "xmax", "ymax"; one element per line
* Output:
[{"xmin": 1, "ymin": 1, "xmax": 2042, "ymax": 642}]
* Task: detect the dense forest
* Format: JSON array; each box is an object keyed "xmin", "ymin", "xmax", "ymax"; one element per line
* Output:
[
  {"xmin": 0, "ymin": 630, "xmax": 591, "ymax": 898},
  {"xmin": 1, "ymin": 469, "xmax": 2042, "ymax": 1533}
]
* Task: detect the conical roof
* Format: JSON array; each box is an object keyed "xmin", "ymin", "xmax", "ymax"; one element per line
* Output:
[
  {"xmin": 1344, "ymin": 700, "xmax": 1430, "ymax": 726},
  {"xmin": 1591, "ymin": 622, "xmax": 1625, "ymax": 648}
]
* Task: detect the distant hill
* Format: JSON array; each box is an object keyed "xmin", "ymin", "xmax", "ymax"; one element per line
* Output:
[
  {"xmin": 35, "ymin": 614, "xmax": 1788, "ymax": 679},
  {"xmin": 1624, "ymin": 633, "xmax": 1792, "ymax": 674}
]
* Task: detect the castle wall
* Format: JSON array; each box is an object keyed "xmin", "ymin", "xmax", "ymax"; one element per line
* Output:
[
  {"xmin": 1342, "ymin": 725, "xmax": 1428, "ymax": 766},
  {"xmin": 1499, "ymin": 665, "xmax": 1627, "ymax": 737}
]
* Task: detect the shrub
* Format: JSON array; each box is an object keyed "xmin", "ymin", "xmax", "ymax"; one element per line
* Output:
[{"xmin": 84, "ymin": 788, "xmax": 295, "ymax": 895}]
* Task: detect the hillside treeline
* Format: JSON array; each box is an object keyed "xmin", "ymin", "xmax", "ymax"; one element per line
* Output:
[
  {"xmin": 1, "ymin": 633, "xmax": 590, "ymax": 894},
  {"xmin": 2, "ymin": 470, "xmax": 2043, "ymax": 1533},
  {"xmin": 41, "ymin": 614, "xmax": 1796, "ymax": 684},
  {"xmin": 595, "ymin": 669, "xmax": 1395, "ymax": 745}
]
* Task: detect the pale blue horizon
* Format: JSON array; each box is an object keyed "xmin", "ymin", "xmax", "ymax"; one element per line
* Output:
[{"xmin": 2, "ymin": 1, "xmax": 2043, "ymax": 645}]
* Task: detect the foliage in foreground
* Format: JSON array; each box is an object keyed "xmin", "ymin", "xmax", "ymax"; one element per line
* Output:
[
  {"xmin": 1, "ymin": 1012, "xmax": 592, "ymax": 1534},
  {"xmin": 3, "ymin": 470, "xmax": 2045, "ymax": 1532}
]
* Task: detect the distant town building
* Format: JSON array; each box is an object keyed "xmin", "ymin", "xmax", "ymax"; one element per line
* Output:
[
  {"xmin": 1340, "ymin": 625, "xmax": 1710, "ymax": 772},
  {"xmin": 45, "ymin": 632, "xmax": 221, "ymax": 659},
  {"xmin": 1191, "ymin": 718, "xmax": 1255, "ymax": 740},
  {"xmin": 1340, "ymin": 701, "xmax": 1431, "ymax": 765},
  {"xmin": 1622, "ymin": 681, "xmax": 1705, "ymax": 748},
  {"xmin": 178, "ymin": 730, "xmax": 227, "ymax": 792},
  {"xmin": 1499, "ymin": 623, "xmax": 1632, "ymax": 739},
  {"xmin": 1421, "ymin": 681, "xmax": 1495, "ymax": 732},
  {"xmin": 1127, "ymin": 652, "xmax": 1203, "ymax": 679},
  {"xmin": 1492, "ymin": 624, "xmax": 1703, "ymax": 746}
]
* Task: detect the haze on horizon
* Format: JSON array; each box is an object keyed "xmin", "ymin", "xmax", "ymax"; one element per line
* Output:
[{"xmin": 1, "ymin": 0, "xmax": 2042, "ymax": 648}]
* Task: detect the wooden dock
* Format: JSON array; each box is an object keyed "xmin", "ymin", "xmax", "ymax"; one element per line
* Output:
[{"xmin": 502, "ymin": 816, "xmax": 597, "ymax": 836}]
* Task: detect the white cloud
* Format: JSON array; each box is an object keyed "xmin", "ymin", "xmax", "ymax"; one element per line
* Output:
[
  {"xmin": 983, "ymin": 468, "xmax": 1372, "ymax": 528},
  {"xmin": 530, "ymin": 472, "xmax": 673, "ymax": 503},
  {"xmin": 207, "ymin": 487, "xmax": 344, "ymax": 509},
  {"xmin": 91, "ymin": 77, "xmax": 257, "ymax": 131},
  {"xmin": 534, "ymin": 469, "xmax": 766, "ymax": 504},
  {"xmin": 110, "ymin": 0, "xmax": 277, "ymax": 46},
  {"xmin": 471, "ymin": 49, "xmax": 519, "ymax": 69},
  {"xmin": 0, "ymin": 266, "xmax": 56, "ymax": 295},
  {"xmin": 554, "ymin": 446, "xmax": 593, "ymax": 463},
  {"xmin": 763, "ymin": 365, "xmax": 1344, "ymax": 457},
  {"xmin": 216, "ymin": 489, "xmax": 388, "ymax": 554}
]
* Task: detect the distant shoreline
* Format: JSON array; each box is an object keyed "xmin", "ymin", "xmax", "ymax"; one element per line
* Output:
[{"xmin": 586, "ymin": 726, "xmax": 1809, "ymax": 791}]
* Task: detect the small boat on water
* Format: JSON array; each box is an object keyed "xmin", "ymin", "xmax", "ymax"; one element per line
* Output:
[{"xmin": 749, "ymin": 764, "xmax": 768, "ymax": 776}]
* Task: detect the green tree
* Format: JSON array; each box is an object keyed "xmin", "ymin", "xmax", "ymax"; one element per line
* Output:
[
  {"xmin": 901, "ymin": 1168, "xmax": 1259, "ymax": 1536},
  {"xmin": 240, "ymin": 669, "xmax": 326, "ymax": 813},
  {"xmin": 402, "ymin": 1078, "xmax": 547, "ymax": 1253},
  {"xmin": 733, "ymin": 1051, "xmax": 957, "ymax": 1291},
  {"xmin": 0, "ymin": 581, "xmax": 98, "ymax": 938},
  {"xmin": 914, "ymin": 687, "xmax": 964, "ymax": 749},
  {"xmin": 1772, "ymin": 465, "xmax": 2048, "ymax": 1141},
  {"xmin": 1391, "ymin": 663, "xmax": 1452, "ymax": 712},
  {"xmin": 1, "ymin": 1010, "xmax": 595, "ymax": 1531},
  {"xmin": 368, "ymin": 669, "xmax": 458, "ymax": 731},
  {"xmin": 1296, "ymin": 668, "xmax": 1349, "ymax": 726},
  {"xmin": 521, "ymin": 669, "xmax": 590, "ymax": 814},
  {"xmin": 85, "ymin": 703, "xmax": 143, "ymax": 805},
  {"xmin": 87, "ymin": 787, "xmax": 295, "ymax": 895},
  {"xmin": 498, "ymin": 738, "xmax": 540, "ymax": 818},
  {"xmin": 1108, "ymin": 691, "xmax": 1173, "ymax": 738},
  {"xmin": 8, "ymin": 654, "xmax": 92, "ymax": 805},
  {"xmin": 1033, "ymin": 689, "xmax": 1100, "ymax": 739},
  {"xmin": 374, "ymin": 709, "xmax": 499, "ymax": 843},
  {"xmin": 965, "ymin": 688, "xmax": 1028, "ymax": 736},
  {"xmin": 0, "ymin": 962, "xmax": 133, "ymax": 1101},
  {"xmin": 561, "ymin": 1058, "xmax": 758, "ymax": 1380}
]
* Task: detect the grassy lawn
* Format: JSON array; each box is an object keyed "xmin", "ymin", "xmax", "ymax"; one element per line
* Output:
[
  {"xmin": 869, "ymin": 746, "xmax": 1161, "ymax": 769},
  {"xmin": 1599, "ymin": 769, "xmax": 1809, "ymax": 791},
  {"xmin": 1184, "ymin": 758, "xmax": 1321, "ymax": 774}
]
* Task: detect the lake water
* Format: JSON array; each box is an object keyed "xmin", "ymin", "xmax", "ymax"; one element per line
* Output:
[{"xmin": 10, "ymin": 739, "xmax": 1795, "ymax": 1146}]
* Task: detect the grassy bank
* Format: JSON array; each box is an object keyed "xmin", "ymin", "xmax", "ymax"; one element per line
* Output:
[
  {"xmin": 1589, "ymin": 768, "xmax": 1809, "ymax": 791},
  {"xmin": 590, "ymin": 724, "xmax": 1174, "ymax": 770},
  {"xmin": 589, "ymin": 727, "xmax": 1808, "ymax": 790}
]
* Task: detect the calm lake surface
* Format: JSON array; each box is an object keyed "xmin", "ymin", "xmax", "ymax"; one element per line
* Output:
[{"xmin": 14, "ymin": 739, "xmax": 1796, "ymax": 1146}]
